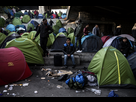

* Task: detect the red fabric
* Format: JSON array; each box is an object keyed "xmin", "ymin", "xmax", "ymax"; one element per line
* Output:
[
  {"xmin": 52, "ymin": 14, "xmax": 56, "ymax": 19},
  {"xmin": 83, "ymin": 27, "xmax": 88, "ymax": 36},
  {"xmin": 101, "ymin": 36, "xmax": 110, "ymax": 45},
  {"xmin": 0, "ymin": 47, "xmax": 32, "ymax": 86}
]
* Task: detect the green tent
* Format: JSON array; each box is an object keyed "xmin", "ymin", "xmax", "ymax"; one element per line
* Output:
[
  {"xmin": 88, "ymin": 46, "xmax": 136, "ymax": 88},
  {"xmin": 5, "ymin": 38, "xmax": 44, "ymax": 65},
  {"xmin": 27, "ymin": 23, "xmax": 34, "ymax": 31},
  {"xmin": 67, "ymin": 33, "xmax": 75, "ymax": 44},
  {"xmin": 0, "ymin": 33, "xmax": 7, "ymax": 45},
  {"xmin": 0, "ymin": 17, "xmax": 5, "ymax": 27},
  {"xmin": 67, "ymin": 27, "xmax": 74, "ymax": 35},
  {"xmin": 56, "ymin": 19, "xmax": 63, "ymax": 28},
  {"xmin": 22, "ymin": 15, "xmax": 31, "ymax": 23},
  {"xmin": 56, "ymin": 32, "xmax": 67, "ymax": 38},
  {"xmin": 58, "ymin": 13, "xmax": 62, "ymax": 17},
  {"xmin": 28, "ymin": 31, "xmax": 40, "ymax": 45},
  {"xmin": 52, "ymin": 25, "xmax": 60, "ymax": 34},
  {"xmin": 14, "ymin": 12, "xmax": 23, "ymax": 18},
  {"xmin": 47, "ymin": 33, "xmax": 55, "ymax": 47},
  {"xmin": 21, "ymin": 32, "xmax": 30, "ymax": 38},
  {"xmin": 12, "ymin": 17, "xmax": 22, "ymax": 26},
  {"xmin": 8, "ymin": 32, "xmax": 16, "ymax": 36}
]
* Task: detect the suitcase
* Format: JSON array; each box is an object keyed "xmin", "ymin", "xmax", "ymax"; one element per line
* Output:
[{"xmin": 54, "ymin": 54, "xmax": 62, "ymax": 66}]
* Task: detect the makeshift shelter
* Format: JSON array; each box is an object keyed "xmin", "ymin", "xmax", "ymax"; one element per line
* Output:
[
  {"xmin": 88, "ymin": 46, "xmax": 136, "ymax": 88},
  {"xmin": 27, "ymin": 31, "xmax": 40, "ymax": 45},
  {"xmin": 82, "ymin": 35, "xmax": 103, "ymax": 53},
  {"xmin": 127, "ymin": 52, "xmax": 136, "ymax": 79},
  {"xmin": 0, "ymin": 17, "xmax": 6, "ymax": 27},
  {"xmin": 27, "ymin": 23, "xmax": 34, "ymax": 31},
  {"xmin": 68, "ymin": 33, "xmax": 75, "ymax": 45},
  {"xmin": 12, "ymin": 17, "xmax": 22, "ymax": 26},
  {"xmin": 59, "ymin": 28, "xmax": 66, "ymax": 33},
  {"xmin": 15, "ymin": 25, "xmax": 26, "ymax": 32},
  {"xmin": 50, "ymin": 34, "xmax": 67, "ymax": 52},
  {"xmin": 103, "ymin": 36, "xmax": 133, "ymax": 50},
  {"xmin": 21, "ymin": 32, "xmax": 30, "ymax": 38},
  {"xmin": 0, "ymin": 47, "xmax": 32, "ymax": 86},
  {"xmin": 22, "ymin": 15, "xmax": 31, "ymax": 23},
  {"xmin": 38, "ymin": 14, "xmax": 44, "ymax": 18},
  {"xmin": 5, "ymin": 38, "xmax": 44, "ymax": 65},
  {"xmin": 118, "ymin": 34, "xmax": 135, "ymax": 42},
  {"xmin": 101, "ymin": 36, "xmax": 110, "ymax": 45},
  {"xmin": 52, "ymin": 25, "xmax": 60, "ymax": 34},
  {"xmin": 47, "ymin": 33, "xmax": 55, "ymax": 47},
  {"xmin": 67, "ymin": 27, "xmax": 74, "ymax": 35},
  {"xmin": 0, "ymin": 32, "xmax": 7, "ymax": 45},
  {"xmin": 6, "ymin": 24, "xmax": 15, "ymax": 32},
  {"xmin": 30, "ymin": 20, "xmax": 39, "ymax": 28},
  {"xmin": 0, "ymin": 33, "xmax": 21, "ymax": 48},
  {"xmin": 52, "ymin": 14, "xmax": 56, "ymax": 19},
  {"xmin": 56, "ymin": 19, "xmax": 63, "ymax": 28}
]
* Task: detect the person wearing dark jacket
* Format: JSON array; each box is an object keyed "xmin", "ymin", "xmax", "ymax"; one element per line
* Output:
[
  {"xmin": 114, "ymin": 25, "xmax": 122, "ymax": 36},
  {"xmin": 33, "ymin": 19, "xmax": 53, "ymax": 57},
  {"xmin": 62, "ymin": 38, "xmax": 76, "ymax": 69},
  {"xmin": 132, "ymin": 23, "xmax": 136, "ymax": 39},
  {"xmin": 118, "ymin": 37, "xmax": 131, "ymax": 57}
]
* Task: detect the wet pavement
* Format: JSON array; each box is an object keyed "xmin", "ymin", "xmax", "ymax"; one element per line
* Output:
[{"xmin": 0, "ymin": 65, "xmax": 136, "ymax": 97}]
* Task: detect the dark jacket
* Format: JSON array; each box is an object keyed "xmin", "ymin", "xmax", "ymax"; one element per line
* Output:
[
  {"xmin": 115, "ymin": 28, "xmax": 121, "ymax": 36},
  {"xmin": 74, "ymin": 23, "xmax": 83, "ymax": 37},
  {"xmin": 62, "ymin": 43, "xmax": 75, "ymax": 55},
  {"xmin": 35, "ymin": 23, "xmax": 53, "ymax": 38}
]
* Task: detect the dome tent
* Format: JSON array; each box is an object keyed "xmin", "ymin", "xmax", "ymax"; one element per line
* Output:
[
  {"xmin": 88, "ymin": 46, "xmax": 136, "ymax": 88},
  {"xmin": 5, "ymin": 38, "xmax": 44, "ymax": 65},
  {"xmin": 0, "ymin": 17, "xmax": 6, "ymax": 27},
  {"xmin": 0, "ymin": 47, "xmax": 32, "ymax": 86},
  {"xmin": 12, "ymin": 17, "xmax": 22, "ymax": 26},
  {"xmin": 22, "ymin": 15, "xmax": 31, "ymax": 23},
  {"xmin": 6, "ymin": 24, "xmax": 15, "ymax": 32},
  {"xmin": 0, "ymin": 32, "xmax": 7, "ymax": 45}
]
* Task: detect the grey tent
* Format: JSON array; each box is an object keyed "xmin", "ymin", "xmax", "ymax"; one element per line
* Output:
[
  {"xmin": 127, "ymin": 52, "xmax": 136, "ymax": 79},
  {"xmin": 50, "ymin": 34, "xmax": 67, "ymax": 52},
  {"xmin": 0, "ymin": 33, "xmax": 21, "ymax": 48},
  {"xmin": 82, "ymin": 35, "xmax": 103, "ymax": 53}
]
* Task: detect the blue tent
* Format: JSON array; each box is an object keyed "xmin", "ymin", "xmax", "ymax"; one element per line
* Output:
[
  {"xmin": 6, "ymin": 24, "xmax": 15, "ymax": 32},
  {"xmin": 15, "ymin": 25, "xmax": 26, "ymax": 32},
  {"xmin": 59, "ymin": 28, "xmax": 66, "ymax": 33},
  {"xmin": 38, "ymin": 14, "xmax": 44, "ymax": 18},
  {"xmin": 61, "ymin": 13, "xmax": 66, "ymax": 19},
  {"xmin": 81, "ymin": 32, "xmax": 93, "ymax": 44},
  {"xmin": 30, "ymin": 20, "xmax": 39, "ymax": 28},
  {"xmin": 24, "ymin": 12, "xmax": 28, "ymax": 15}
]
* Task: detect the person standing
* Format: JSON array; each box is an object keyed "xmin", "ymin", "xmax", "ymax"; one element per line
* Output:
[
  {"xmin": 83, "ymin": 24, "xmax": 90, "ymax": 36},
  {"xmin": 33, "ymin": 19, "xmax": 53, "ymax": 57},
  {"xmin": 132, "ymin": 23, "xmax": 136, "ymax": 39},
  {"xmin": 114, "ymin": 24, "xmax": 122, "ymax": 36},
  {"xmin": 92, "ymin": 24, "xmax": 100, "ymax": 36},
  {"xmin": 74, "ymin": 19, "xmax": 84, "ymax": 52}
]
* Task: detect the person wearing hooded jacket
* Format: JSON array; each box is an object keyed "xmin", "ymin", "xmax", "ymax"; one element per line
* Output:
[{"xmin": 74, "ymin": 19, "xmax": 84, "ymax": 52}]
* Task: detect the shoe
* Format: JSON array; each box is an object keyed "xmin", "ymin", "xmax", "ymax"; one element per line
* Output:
[
  {"xmin": 77, "ymin": 50, "xmax": 82, "ymax": 53},
  {"xmin": 72, "ymin": 65, "xmax": 76, "ymax": 69}
]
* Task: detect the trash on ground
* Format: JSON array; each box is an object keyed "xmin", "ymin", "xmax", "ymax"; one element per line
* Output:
[
  {"xmin": 5, "ymin": 85, "xmax": 8, "ymax": 88},
  {"xmin": 57, "ymin": 85, "xmax": 63, "ymax": 89},
  {"xmin": 3, "ymin": 90, "xmax": 7, "ymax": 93},
  {"xmin": 8, "ymin": 86, "xmax": 13, "ymax": 90},
  {"xmin": 51, "ymin": 77, "xmax": 55, "ymax": 79},
  {"xmin": 11, "ymin": 93, "xmax": 16, "ymax": 97},
  {"xmin": 23, "ymin": 83, "xmax": 29, "ymax": 87},
  {"xmin": 0, "ymin": 93, "xmax": 3, "ymax": 96},
  {"xmin": 41, "ymin": 77, "xmax": 46, "ymax": 80},
  {"xmin": 34, "ymin": 91, "xmax": 38, "ymax": 94},
  {"xmin": 52, "ymin": 70, "xmax": 73, "ymax": 77},
  {"xmin": 86, "ymin": 88, "xmax": 101, "ymax": 96},
  {"xmin": 41, "ymin": 68, "xmax": 52, "ymax": 71},
  {"xmin": 46, "ymin": 71, "xmax": 53, "ymax": 76},
  {"xmin": 110, "ymin": 89, "xmax": 118, "ymax": 92},
  {"xmin": 108, "ymin": 91, "xmax": 119, "ymax": 97},
  {"xmin": 75, "ymin": 90, "xmax": 81, "ymax": 93}
]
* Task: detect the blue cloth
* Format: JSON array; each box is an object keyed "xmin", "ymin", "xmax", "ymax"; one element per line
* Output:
[
  {"xmin": 6, "ymin": 24, "xmax": 15, "ymax": 32},
  {"xmin": 108, "ymin": 91, "xmax": 119, "ymax": 97},
  {"xmin": 59, "ymin": 28, "xmax": 66, "ymax": 33}
]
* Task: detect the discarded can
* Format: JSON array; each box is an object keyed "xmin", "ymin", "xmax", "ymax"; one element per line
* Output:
[
  {"xmin": 3, "ymin": 90, "xmax": 7, "ymax": 93},
  {"xmin": 8, "ymin": 86, "xmax": 13, "ymax": 91},
  {"xmin": 23, "ymin": 83, "xmax": 29, "ymax": 87},
  {"xmin": 5, "ymin": 85, "xmax": 8, "ymax": 88},
  {"xmin": 41, "ymin": 77, "xmax": 46, "ymax": 80},
  {"xmin": 34, "ymin": 91, "xmax": 38, "ymax": 94},
  {"xmin": 57, "ymin": 85, "xmax": 63, "ymax": 89}
]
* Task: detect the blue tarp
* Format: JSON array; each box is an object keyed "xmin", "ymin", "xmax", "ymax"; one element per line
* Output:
[
  {"xmin": 6, "ymin": 24, "xmax": 15, "ymax": 32},
  {"xmin": 38, "ymin": 14, "xmax": 44, "ymax": 18},
  {"xmin": 30, "ymin": 20, "xmax": 39, "ymax": 28},
  {"xmin": 61, "ymin": 13, "xmax": 66, "ymax": 19},
  {"xmin": 81, "ymin": 32, "xmax": 93, "ymax": 44},
  {"xmin": 15, "ymin": 25, "xmax": 26, "ymax": 32},
  {"xmin": 59, "ymin": 28, "xmax": 66, "ymax": 33}
]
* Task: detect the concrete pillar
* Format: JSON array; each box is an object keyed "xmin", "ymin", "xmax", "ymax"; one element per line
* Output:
[{"xmin": 39, "ymin": 6, "xmax": 45, "ymax": 14}]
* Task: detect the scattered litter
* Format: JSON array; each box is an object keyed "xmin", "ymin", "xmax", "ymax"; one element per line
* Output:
[
  {"xmin": 75, "ymin": 90, "xmax": 81, "ymax": 93},
  {"xmin": 41, "ymin": 68, "xmax": 52, "ymax": 71},
  {"xmin": 34, "ymin": 91, "xmax": 38, "ymax": 94},
  {"xmin": 46, "ymin": 71, "xmax": 53, "ymax": 76},
  {"xmin": 51, "ymin": 77, "xmax": 55, "ymax": 79},
  {"xmin": 23, "ymin": 83, "xmax": 29, "ymax": 87},
  {"xmin": 9, "ymin": 84, "xmax": 14, "ymax": 87},
  {"xmin": 8, "ymin": 86, "xmax": 13, "ymax": 91},
  {"xmin": 5, "ymin": 85, "xmax": 8, "ymax": 88},
  {"xmin": 3, "ymin": 90, "xmax": 7, "ymax": 93},
  {"xmin": 48, "ymin": 80, "xmax": 50, "ymax": 82},
  {"xmin": 110, "ymin": 89, "xmax": 118, "ymax": 92},
  {"xmin": 41, "ymin": 77, "xmax": 46, "ymax": 80},
  {"xmin": 86, "ymin": 88, "xmax": 101, "ymax": 96},
  {"xmin": 11, "ymin": 93, "xmax": 16, "ymax": 97},
  {"xmin": 108, "ymin": 91, "xmax": 119, "ymax": 97},
  {"xmin": 57, "ymin": 85, "xmax": 63, "ymax": 89},
  {"xmin": 0, "ymin": 93, "xmax": 3, "ymax": 96},
  {"xmin": 19, "ymin": 84, "xmax": 23, "ymax": 86},
  {"xmin": 52, "ymin": 70, "xmax": 73, "ymax": 77},
  {"xmin": 7, "ymin": 93, "xmax": 9, "ymax": 95}
]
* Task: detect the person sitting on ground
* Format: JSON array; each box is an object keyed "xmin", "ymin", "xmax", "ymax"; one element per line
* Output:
[
  {"xmin": 118, "ymin": 37, "xmax": 132, "ymax": 57},
  {"xmin": 62, "ymin": 38, "xmax": 76, "ymax": 69},
  {"xmin": 83, "ymin": 24, "xmax": 90, "ymax": 36}
]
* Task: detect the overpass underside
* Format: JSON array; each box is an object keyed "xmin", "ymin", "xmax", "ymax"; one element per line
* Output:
[{"xmin": 67, "ymin": 6, "xmax": 136, "ymax": 35}]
